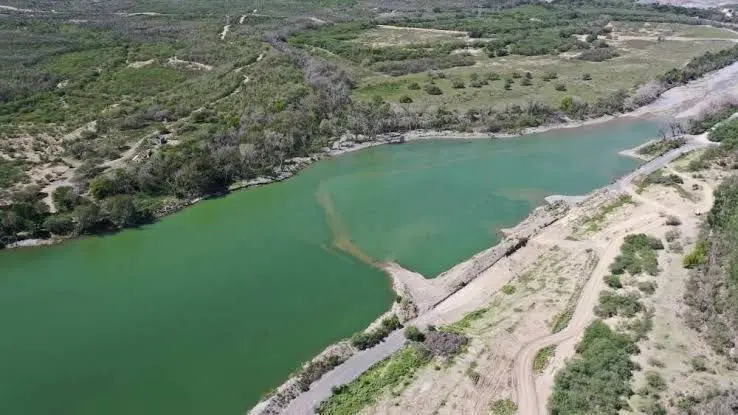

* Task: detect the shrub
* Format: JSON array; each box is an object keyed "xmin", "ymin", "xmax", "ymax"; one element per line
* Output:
[
  {"xmin": 665, "ymin": 215, "xmax": 681, "ymax": 226},
  {"xmin": 521, "ymin": 77, "xmax": 532, "ymax": 86},
  {"xmin": 595, "ymin": 291, "xmax": 643, "ymax": 318},
  {"xmin": 582, "ymin": 73, "xmax": 592, "ymax": 81},
  {"xmin": 490, "ymin": 399, "xmax": 517, "ymax": 415},
  {"xmin": 648, "ymin": 357, "xmax": 665, "ymax": 368},
  {"xmin": 524, "ymin": 71, "xmax": 532, "ymax": 79},
  {"xmin": 407, "ymin": 82, "xmax": 421, "ymax": 90},
  {"xmin": 549, "ymin": 321, "xmax": 637, "ymax": 414},
  {"xmin": 665, "ymin": 229, "xmax": 680, "ymax": 242},
  {"xmin": 604, "ymin": 274, "xmax": 622, "ymax": 289},
  {"xmin": 638, "ymin": 281, "xmax": 657, "ymax": 295},
  {"xmin": 399, "ymin": 95, "xmax": 413, "ymax": 104},
  {"xmin": 502, "ymin": 284, "xmax": 516, "ymax": 295},
  {"xmin": 645, "ymin": 371, "xmax": 667, "ymax": 391},
  {"xmin": 486, "ymin": 72, "xmax": 501, "ymax": 81},
  {"xmin": 683, "ymin": 240, "xmax": 708, "ymax": 268},
  {"xmin": 578, "ymin": 48, "xmax": 619, "ymax": 62},
  {"xmin": 690, "ymin": 355, "xmax": 708, "ymax": 371},
  {"xmin": 423, "ymin": 84, "xmax": 442, "ymax": 95},
  {"xmin": 470, "ymin": 80, "xmax": 484, "ymax": 88},
  {"xmin": 585, "ymin": 34, "xmax": 597, "ymax": 43},
  {"xmin": 554, "ymin": 83, "xmax": 567, "ymax": 91},
  {"xmin": 452, "ymin": 79, "xmax": 465, "ymax": 89},
  {"xmin": 351, "ymin": 314, "xmax": 402, "ymax": 350},
  {"xmin": 404, "ymin": 325, "xmax": 425, "ymax": 342},
  {"xmin": 43, "ymin": 214, "xmax": 75, "ymax": 235},
  {"xmin": 542, "ymin": 71, "xmax": 558, "ymax": 81},
  {"xmin": 511, "ymin": 72, "xmax": 522, "ymax": 79}
]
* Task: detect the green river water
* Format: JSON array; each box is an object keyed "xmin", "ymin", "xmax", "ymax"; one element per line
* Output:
[{"xmin": 0, "ymin": 119, "xmax": 660, "ymax": 414}]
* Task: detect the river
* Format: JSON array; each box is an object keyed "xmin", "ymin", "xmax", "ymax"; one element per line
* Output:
[{"xmin": 0, "ymin": 118, "xmax": 661, "ymax": 414}]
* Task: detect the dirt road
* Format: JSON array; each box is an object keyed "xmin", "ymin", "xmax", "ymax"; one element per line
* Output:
[{"xmin": 512, "ymin": 143, "xmax": 710, "ymax": 415}]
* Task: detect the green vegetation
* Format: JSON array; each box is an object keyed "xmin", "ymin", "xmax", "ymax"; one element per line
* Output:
[
  {"xmin": 501, "ymin": 284, "xmax": 516, "ymax": 295},
  {"xmin": 583, "ymin": 194, "xmax": 635, "ymax": 232},
  {"xmin": 4, "ymin": 0, "xmax": 738, "ymax": 249},
  {"xmin": 490, "ymin": 398, "xmax": 518, "ymax": 415},
  {"xmin": 595, "ymin": 291, "xmax": 644, "ymax": 318},
  {"xmin": 683, "ymin": 240, "xmax": 709, "ymax": 269},
  {"xmin": 684, "ymin": 177, "xmax": 738, "ymax": 355},
  {"xmin": 351, "ymin": 315, "xmax": 402, "ymax": 350},
  {"xmin": 316, "ymin": 344, "xmax": 431, "ymax": 415},
  {"xmin": 604, "ymin": 274, "xmax": 622, "ymax": 289},
  {"xmin": 637, "ymin": 138, "xmax": 686, "ymax": 157},
  {"xmin": 533, "ymin": 346, "xmax": 555, "ymax": 373},
  {"xmin": 549, "ymin": 321, "xmax": 638, "ymax": 415},
  {"xmin": 610, "ymin": 234, "xmax": 664, "ymax": 276},
  {"xmin": 443, "ymin": 307, "xmax": 487, "ymax": 334},
  {"xmin": 551, "ymin": 308, "xmax": 574, "ymax": 334},
  {"xmin": 404, "ymin": 325, "xmax": 425, "ymax": 342}
]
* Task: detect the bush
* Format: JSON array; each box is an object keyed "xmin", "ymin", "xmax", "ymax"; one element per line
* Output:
[
  {"xmin": 502, "ymin": 284, "xmax": 516, "ymax": 295},
  {"xmin": 490, "ymin": 399, "xmax": 517, "ymax": 415},
  {"xmin": 683, "ymin": 240, "xmax": 708, "ymax": 268},
  {"xmin": 690, "ymin": 355, "xmax": 708, "ymax": 371},
  {"xmin": 549, "ymin": 321, "xmax": 638, "ymax": 414},
  {"xmin": 604, "ymin": 274, "xmax": 622, "ymax": 289},
  {"xmin": 399, "ymin": 95, "xmax": 413, "ymax": 104},
  {"xmin": 521, "ymin": 77, "xmax": 532, "ymax": 86},
  {"xmin": 554, "ymin": 83, "xmax": 567, "ymax": 91},
  {"xmin": 578, "ymin": 48, "xmax": 619, "ymax": 62},
  {"xmin": 404, "ymin": 325, "xmax": 425, "ymax": 342},
  {"xmin": 485, "ymin": 72, "xmax": 501, "ymax": 81},
  {"xmin": 665, "ymin": 229, "xmax": 680, "ymax": 242},
  {"xmin": 407, "ymin": 82, "xmax": 421, "ymax": 90},
  {"xmin": 452, "ymin": 79, "xmax": 465, "ymax": 89},
  {"xmin": 542, "ymin": 71, "xmax": 558, "ymax": 81},
  {"xmin": 423, "ymin": 84, "xmax": 442, "ymax": 95},
  {"xmin": 665, "ymin": 215, "xmax": 681, "ymax": 226},
  {"xmin": 595, "ymin": 291, "xmax": 644, "ymax": 318},
  {"xmin": 511, "ymin": 72, "xmax": 522, "ymax": 79},
  {"xmin": 585, "ymin": 34, "xmax": 597, "ymax": 43},
  {"xmin": 43, "ymin": 214, "xmax": 75, "ymax": 235},
  {"xmin": 645, "ymin": 371, "xmax": 667, "ymax": 391},
  {"xmin": 582, "ymin": 73, "xmax": 592, "ymax": 81},
  {"xmin": 638, "ymin": 281, "xmax": 657, "ymax": 295},
  {"xmin": 351, "ymin": 314, "xmax": 402, "ymax": 350}
]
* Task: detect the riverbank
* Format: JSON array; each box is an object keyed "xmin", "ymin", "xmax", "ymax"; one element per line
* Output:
[
  {"xmin": 288, "ymin": 138, "xmax": 715, "ymax": 415},
  {"xmin": 10, "ymin": 59, "xmax": 738, "ymax": 251}
]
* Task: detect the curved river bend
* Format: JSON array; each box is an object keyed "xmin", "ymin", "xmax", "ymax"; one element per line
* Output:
[{"xmin": 0, "ymin": 119, "xmax": 660, "ymax": 414}]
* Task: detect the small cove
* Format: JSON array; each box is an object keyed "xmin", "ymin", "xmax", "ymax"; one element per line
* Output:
[{"xmin": 0, "ymin": 118, "xmax": 661, "ymax": 414}]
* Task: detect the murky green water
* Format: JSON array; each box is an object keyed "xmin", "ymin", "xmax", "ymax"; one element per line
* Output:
[{"xmin": 0, "ymin": 119, "xmax": 660, "ymax": 414}]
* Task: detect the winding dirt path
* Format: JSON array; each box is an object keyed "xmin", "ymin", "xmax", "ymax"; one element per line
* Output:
[{"xmin": 512, "ymin": 143, "xmax": 711, "ymax": 415}]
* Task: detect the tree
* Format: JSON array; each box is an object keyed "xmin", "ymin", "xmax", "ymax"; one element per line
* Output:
[
  {"xmin": 73, "ymin": 203, "xmax": 106, "ymax": 234},
  {"xmin": 43, "ymin": 214, "xmax": 75, "ymax": 235},
  {"xmin": 102, "ymin": 195, "xmax": 146, "ymax": 228},
  {"xmin": 51, "ymin": 186, "xmax": 81, "ymax": 212}
]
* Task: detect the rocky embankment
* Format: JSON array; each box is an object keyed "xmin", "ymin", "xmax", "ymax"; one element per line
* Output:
[{"xmin": 248, "ymin": 199, "xmax": 570, "ymax": 415}]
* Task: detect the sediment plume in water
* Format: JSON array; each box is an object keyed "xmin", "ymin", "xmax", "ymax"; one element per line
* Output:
[{"xmin": 316, "ymin": 184, "xmax": 379, "ymax": 268}]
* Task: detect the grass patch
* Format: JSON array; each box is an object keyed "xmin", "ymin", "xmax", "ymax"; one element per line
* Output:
[
  {"xmin": 316, "ymin": 344, "xmax": 431, "ymax": 415},
  {"xmin": 533, "ymin": 346, "xmax": 555, "ymax": 373},
  {"xmin": 551, "ymin": 307, "xmax": 574, "ymax": 333},
  {"xmin": 442, "ymin": 307, "xmax": 487, "ymax": 334},
  {"xmin": 490, "ymin": 398, "xmax": 518, "ymax": 415},
  {"xmin": 582, "ymin": 195, "xmax": 634, "ymax": 232}
]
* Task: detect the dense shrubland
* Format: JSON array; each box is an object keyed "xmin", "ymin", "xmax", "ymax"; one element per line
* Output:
[
  {"xmin": 4, "ymin": 0, "xmax": 738, "ymax": 248},
  {"xmin": 684, "ymin": 176, "xmax": 738, "ymax": 357}
]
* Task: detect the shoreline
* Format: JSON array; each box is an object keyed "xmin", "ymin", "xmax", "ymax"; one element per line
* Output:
[
  {"xmin": 4, "ymin": 112, "xmax": 649, "ymax": 251},
  {"xmin": 247, "ymin": 133, "xmax": 713, "ymax": 415}
]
